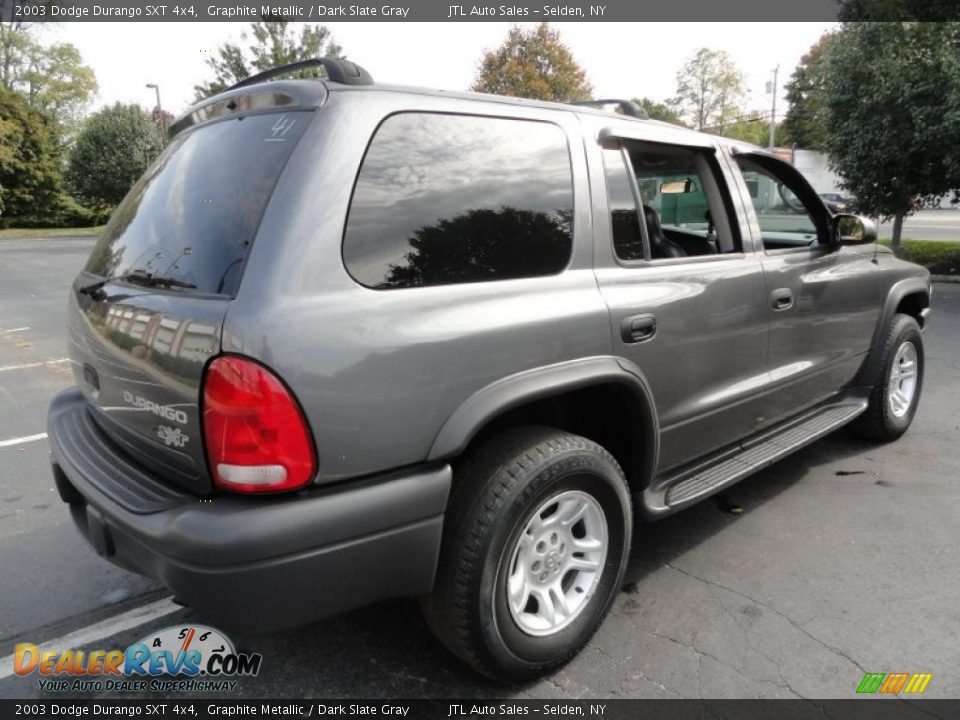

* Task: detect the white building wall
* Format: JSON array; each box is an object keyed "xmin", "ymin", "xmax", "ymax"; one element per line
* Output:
[
  {"xmin": 792, "ymin": 149, "xmax": 843, "ymax": 195},
  {"xmin": 791, "ymin": 149, "xmax": 958, "ymax": 208}
]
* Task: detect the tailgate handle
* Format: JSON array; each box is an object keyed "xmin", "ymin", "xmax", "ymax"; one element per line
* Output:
[{"xmin": 621, "ymin": 314, "xmax": 657, "ymax": 343}]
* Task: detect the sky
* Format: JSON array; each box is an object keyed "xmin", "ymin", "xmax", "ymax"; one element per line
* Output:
[{"xmin": 42, "ymin": 22, "xmax": 836, "ymax": 119}]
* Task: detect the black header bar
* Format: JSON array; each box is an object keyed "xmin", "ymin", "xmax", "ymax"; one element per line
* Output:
[
  {"xmin": 0, "ymin": 0, "xmax": 913, "ymax": 22},
  {"xmin": 1, "ymin": 699, "xmax": 959, "ymax": 719}
]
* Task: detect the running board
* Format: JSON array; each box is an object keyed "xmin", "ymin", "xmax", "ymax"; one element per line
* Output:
[{"xmin": 642, "ymin": 397, "xmax": 869, "ymax": 517}]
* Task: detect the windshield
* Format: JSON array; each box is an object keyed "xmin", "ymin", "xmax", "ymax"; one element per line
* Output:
[{"xmin": 84, "ymin": 110, "xmax": 311, "ymax": 297}]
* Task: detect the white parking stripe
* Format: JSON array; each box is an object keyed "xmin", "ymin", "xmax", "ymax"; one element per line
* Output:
[
  {"xmin": 0, "ymin": 433, "xmax": 47, "ymax": 449},
  {"xmin": 0, "ymin": 598, "xmax": 181, "ymax": 680},
  {"xmin": 2, "ymin": 327, "xmax": 29, "ymax": 333},
  {"xmin": 0, "ymin": 358, "xmax": 70, "ymax": 372}
]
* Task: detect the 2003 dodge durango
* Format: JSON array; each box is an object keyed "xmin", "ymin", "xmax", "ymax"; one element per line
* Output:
[{"xmin": 48, "ymin": 58, "xmax": 930, "ymax": 680}]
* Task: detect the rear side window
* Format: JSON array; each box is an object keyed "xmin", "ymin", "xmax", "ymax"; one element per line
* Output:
[
  {"xmin": 84, "ymin": 111, "xmax": 311, "ymax": 297},
  {"xmin": 343, "ymin": 112, "xmax": 573, "ymax": 289}
]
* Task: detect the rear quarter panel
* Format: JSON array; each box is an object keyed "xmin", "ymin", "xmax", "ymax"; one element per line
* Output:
[{"xmin": 222, "ymin": 91, "xmax": 612, "ymax": 482}]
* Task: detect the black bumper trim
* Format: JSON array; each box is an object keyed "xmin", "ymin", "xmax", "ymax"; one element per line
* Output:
[
  {"xmin": 49, "ymin": 388, "xmax": 192, "ymax": 514},
  {"xmin": 48, "ymin": 387, "xmax": 452, "ymax": 632}
]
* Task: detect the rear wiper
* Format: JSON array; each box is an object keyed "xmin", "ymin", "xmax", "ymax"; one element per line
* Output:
[{"xmin": 78, "ymin": 270, "xmax": 197, "ymax": 296}]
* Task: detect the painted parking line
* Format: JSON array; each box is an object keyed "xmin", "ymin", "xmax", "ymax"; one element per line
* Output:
[
  {"xmin": 0, "ymin": 358, "xmax": 69, "ymax": 373},
  {"xmin": 0, "ymin": 598, "xmax": 181, "ymax": 680},
  {"xmin": 0, "ymin": 433, "xmax": 47, "ymax": 449},
  {"xmin": 2, "ymin": 327, "xmax": 29, "ymax": 334}
]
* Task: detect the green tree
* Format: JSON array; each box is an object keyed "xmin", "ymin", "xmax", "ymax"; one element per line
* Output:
[
  {"xmin": 0, "ymin": 22, "xmax": 97, "ymax": 135},
  {"xmin": 0, "ymin": 85, "xmax": 71, "ymax": 227},
  {"xmin": 194, "ymin": 21, "xmax": 343, "ymax": 100},
  {"xmin": 821, "ymin": 22, "xmax": 960, "ymax": 252},
  {"xmin": 470, "ymin": 23, "xmax": 592, "ymax": 102},
  {"xmin": 23, "ymin": 42, "xmax": 98, "ymax": 133},
  {"xmin": 672, "ymin": 48, "xmax": 746, "ymax": 131},
  {"xmin": 0, "ymin": 19, "xmax": 32, "ymax": 91},
  {"xmin": 0, "ymin": 115, "xmax": 14, "ymax": 215},
  {"xmin": 782, "ymin": 34, "xmax": 837, "ymax": 150},
  {"xmin": 633, "ymin": 97, "xmax": 685, "ymax": 125},
  {"xmin": 721, "ymin": 115, "xmax": 770, "ymax": 145},
  {"xmin": 838, "ymin": 0, "xmax": 955, "ymax": 20},
  {"xmin": 66, "ymin": 103, "xmax": 165, "ymax": 210}
]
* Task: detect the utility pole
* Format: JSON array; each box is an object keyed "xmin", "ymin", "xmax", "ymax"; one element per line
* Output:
[
  {"xmin": 767, "ymin": 65, "xmax": 779, "ymax": 149},
  {"xmin": 146, "ymin": 83, "xmax": 165, "ymax": 135}
]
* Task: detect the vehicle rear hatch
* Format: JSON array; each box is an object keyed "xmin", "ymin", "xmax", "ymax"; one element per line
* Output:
[{"xmin": 69, "ymin": 100, "xmax": 314, "ymax": 495}]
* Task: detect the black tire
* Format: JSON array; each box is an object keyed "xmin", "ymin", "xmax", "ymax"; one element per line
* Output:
[
  {"xmin": 853, "ymin": 313, "xmax": 924, "ymax": 441},
  {"xmin": 421, "ymin": 426, "xmax": 632, "ymax": 681}
]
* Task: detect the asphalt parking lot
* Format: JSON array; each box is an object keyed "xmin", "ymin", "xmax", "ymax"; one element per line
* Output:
[{"xmin": 1, "ymin": 235, "xmax": 958, "ymax": 700}]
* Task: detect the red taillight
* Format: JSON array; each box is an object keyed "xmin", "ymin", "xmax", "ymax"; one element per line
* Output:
[{"xmin": 202, "ymin": 355, "xmax": 316, "ymax": 493}]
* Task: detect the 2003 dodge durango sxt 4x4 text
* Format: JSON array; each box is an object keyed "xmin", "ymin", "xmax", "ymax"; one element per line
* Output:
[{"xmin": 49, "ymin": 57, "xmax": 931, "ymax": 681}]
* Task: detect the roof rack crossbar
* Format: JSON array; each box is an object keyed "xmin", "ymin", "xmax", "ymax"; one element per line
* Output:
[
  {"xmin": 571, "ymin": 99, "xmax": 649, "ymax": 120},
  {"xmin": 228, "ymin": 57, "xmax": 374, "ymax": 91}
]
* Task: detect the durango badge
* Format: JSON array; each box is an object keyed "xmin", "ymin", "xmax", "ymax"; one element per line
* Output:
[{"xmin": 122, "ymin": 390, "xmax": 188, "ymax": 424}]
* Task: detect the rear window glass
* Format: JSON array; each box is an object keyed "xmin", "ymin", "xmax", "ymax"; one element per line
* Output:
[
  {"xmin": 84, "ymin": 111, "xmax": 311, "ymax": 297},
  {"xmin": 343, "ymin": 112, "xmax": 573, "ymax": 289}
]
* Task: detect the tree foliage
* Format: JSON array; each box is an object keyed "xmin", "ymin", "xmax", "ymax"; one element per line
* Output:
[
  {"xmin": 0, "ymin": 115, "xmax": 15, "ymax": 216},
  {"xmin": 194, "ymin": 21, "xmax": 343, "ymax": 100},
  {"xmin": 66, "ymin": 103, "xmax": 165, "ymax": 210},
  {"xmin": 0, "ymin": 85, "xmax": 87, "ymax": 227},
  {"xmin": 720, "ymin": 115, "xmax": 770, "ymax": 145},
  {"xmin": 470, "ymin": 23, "xmax": 592, "ymax": 102},
  {"xmin": 821, "ymin": 22, "xmax": 960, "ymax": 250},
  {"xmin": 0, "ymin": 23, "xmax": 97, "ymax": 136},
  {"xmin": 382, "ymin": 207, "xmax": 570, "ymax": 288},
  {"xmin": 782, "ymin": 34, "xmax": 837, "ymax": 150},
  {"xmin": 672, "ymin": 48, "xmax": 746, "ymax": 131},
  {"xmin": 838, "ymin": 0, "xmax": 957, "ymax": 20},
  {"xmin": 633, "ymin": 97, "xmax": 685, "ymax": 126}
]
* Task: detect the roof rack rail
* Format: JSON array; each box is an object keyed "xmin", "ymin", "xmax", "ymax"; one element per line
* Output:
[
  {"xmin": 570, "ymin": 99, "xmax": 649, "ymax": 120},
  {"xmin": 228, "ymin": 57, "xmax": 374, "ymax": 91}
]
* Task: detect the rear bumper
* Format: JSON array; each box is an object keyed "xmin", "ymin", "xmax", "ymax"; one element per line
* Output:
[{"xmin": 48, "ymin": 388, "xmax": 451, "ymax": 632}]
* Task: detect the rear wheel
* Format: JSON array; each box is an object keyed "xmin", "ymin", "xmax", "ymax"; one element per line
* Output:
[
  {"xmin": 854, "ymin": 313, "xmax": 924, "ymax": 441},
  {"xmin": 421, "ymin": 426, "xmax": 632, "ymax": 681}
]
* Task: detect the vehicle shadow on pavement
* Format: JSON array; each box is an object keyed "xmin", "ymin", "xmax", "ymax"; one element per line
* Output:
[
  {"xmin": 623, "ymin": 429, "xmax": 880, "ymax": 588},
  {"xmin": 222, "ymin": 431, "xmax": 881, "ymax": 698}
]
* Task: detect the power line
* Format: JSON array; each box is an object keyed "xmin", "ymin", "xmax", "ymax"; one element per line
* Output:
[{"xmin": 699, "ymin": 110, "xmax": 773, "ymax": 131}]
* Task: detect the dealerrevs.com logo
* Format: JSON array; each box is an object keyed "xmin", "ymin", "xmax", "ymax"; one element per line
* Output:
[{"xmin": 14, "ymin": 625, "xmax": 262, "ymax": 693}]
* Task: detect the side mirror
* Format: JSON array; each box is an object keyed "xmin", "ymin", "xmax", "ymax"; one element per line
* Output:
[{"xmin": 834, "ymin": 214, "xmax": 877, "ymax": 245}]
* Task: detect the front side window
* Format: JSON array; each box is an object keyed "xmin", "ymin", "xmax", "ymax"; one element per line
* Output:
[
  {"xmin": 343, "ymin": 113, "xmax": 573, "ymax": 289},
  {"xmin": 735, "ymin": 156, "xmax": 821, "ymax": 250}
]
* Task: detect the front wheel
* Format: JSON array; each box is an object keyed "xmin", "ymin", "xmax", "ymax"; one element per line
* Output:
[
  {"xmin": 854, "ymin": 313, "xmax": 924, "ymax": 441},
  {"xmin": 421, "ymin": 426, "xmax": 632, "ymax": 681}
]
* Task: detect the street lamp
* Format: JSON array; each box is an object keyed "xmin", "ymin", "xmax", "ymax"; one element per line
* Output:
[{"xmin": 146, "ymin": 83, "xmax": 166, "ymax": 135}]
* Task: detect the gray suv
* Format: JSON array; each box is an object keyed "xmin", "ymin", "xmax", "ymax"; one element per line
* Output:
[{"xmin": 49, "ymin": 58, "xmax": 930, "ymax": 681}]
